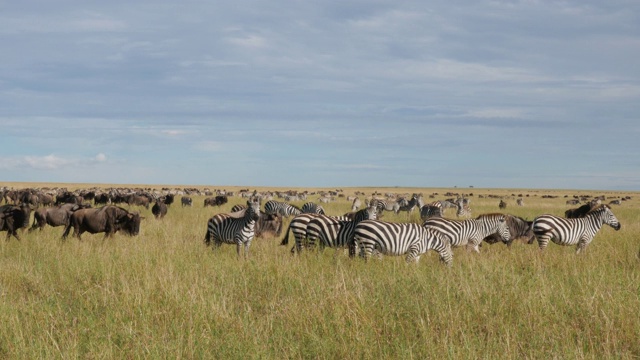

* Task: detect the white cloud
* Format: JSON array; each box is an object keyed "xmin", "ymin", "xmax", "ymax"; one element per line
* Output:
[
  {"xmin": 195, "ymin": 141, "xmax": 223, "ymax": 152},
  {"xmin": 95, "ymin": 153, "xmax": 107, "ymax": 162}
]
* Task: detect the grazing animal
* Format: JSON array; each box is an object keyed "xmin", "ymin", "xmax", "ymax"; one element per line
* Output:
[
  {"xmin": 369, "ymin": 199, "xmax": 400, "ymax": 216},
  {"xmin": 304, "ymin": 205, "xmax": 378, "ymax": 257},
  {"xmin": 30, "ymin": 203, "xmax": 91, "ymax": 231},
  {"xmin": 481, "ymin": 214, "xmax": 534, "ymax": 246},
  {"xmin": 516, "ymin": 198, "xmax": 524, "ymax": 206},
  {"xmin": 204, "ymin": 195, "xmax": 228, "ymax": 207},
  {"xmin": 204, "ymin": 200, "xmax": 261, "ymax": 257},
  {"xmin": 420, "ymin": 204, "xmax": 443, "ymax": 221},
  {"xmin": 499, "ymin": 200, "xmax": 507, "ymax": 209},
  {"xmin": 0, "ymin": 203, "xmax": 33, "ymax": 240},
  {"xmin": 230, "ymin": 204, "xmax": 246, "ymax": 212},
  {"xmin": 263, "ymin": 200, "xmax": 301, "ymax": 218},
  {"xmin": 62, "ymin": 205, "xmax": 142, "ymax": 240},
  {"xmin": 355, "ymin": 220, "xmax": 452, "ymax": 265},
  {"xmin": 127, "ymin": 194, "xmax": 150, "ymax": 209},
  {"xmin": 532, "ymin": 205, "xmax": 621, "ymax": 253},
  {"xmin": 254, "ymin": 213, "xmax": 283, "ymax": 239},
  {"xmin": 152, "ymin": 200, "xmax": 168, "ymax": 219},
  {"xmin": 351, "ymin": 197, "xmax": 362, "ymax": 212},
  {"xmin": 397, "ymin": 194, "xmax": 420, "ymax": 215},
  {"xmin": 301, "ymin": 202, "xmax": 325, "ymax": 215},
  {"xmin": 455, "ymin": 198, "xmax": 471, "ymax": 218},
  {"xmin": 564, "ymin": 199, "xmax": 601, "ymax": 219},
  {"xmin": 423, "ymin": 214, "xmax": 510, "ymax": 253},
  {"xmin": 181, "ymin": 196, "xmax": 193, "ymax": 207}
]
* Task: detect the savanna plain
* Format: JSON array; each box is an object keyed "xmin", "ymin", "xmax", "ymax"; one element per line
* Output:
[{"xmin": 0, "ymin": 182, "xmax": 639, "ymax": 359}]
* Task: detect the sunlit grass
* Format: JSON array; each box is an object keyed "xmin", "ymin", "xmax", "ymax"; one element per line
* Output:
[{"xmin": 0, "ymin": 185, "xmax": 638, "ymax": 358}]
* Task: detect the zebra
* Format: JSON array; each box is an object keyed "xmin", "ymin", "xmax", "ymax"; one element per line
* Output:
[
  {"xmin": 351, "ymin": 197, "xmax": 362, "ymax": 212},
  {"xmin": 301, "ymin": 202, "xmax": 325, "ymax": 215},
  {"xmin": 369, "ymin": 198, "xmax": 400, "ymax": 215},
  {"xmin": 230, "ymin": 204, "xmax": 246, "ymax": 212},
  {"xmin": 204, "ymin": 200, "xmax": 261, "ymax": 257},
  {"xmin": 263, "ymin": 200, "xmax": 302, "ymax": 218},
  {"xmin": 532, "ymin": 204, "xmax": 621, "ymax": 254},
  {"xmin": 420, "ymin": 204, "xmax": 443, "ymax": 220},
  {"xmin": 516, "ymin": 198, "xmax": 524, "ymax": 206},
  {"xmin": 355, "ymin": 220, "xmax": 453, "ymax": 265},
  {"xmin": 481, "ymin": 214, "xmax": 534, "ymax": 247},
  {"xmin": 396, "ymin": 194, "xmax": 420, "ymax": 215},
  {"xmin": 304, "ymin": 205, "xmax": 377, "ymax": 257},
  {"xmin": 455, "ymin": 198, "xmax": 471, "ymax": 218},
  {"xmin": 423, "ymin": 213, "xmax": 511, "ymax": 253}
]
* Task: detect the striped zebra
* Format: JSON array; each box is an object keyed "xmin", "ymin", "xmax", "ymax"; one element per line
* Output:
[
  {"xmin": 204, "ymin": 200, "xmax": 261, "ymax": 257},
  {"xmin": 420, "ymin": 205, "xmax": 443, "ymax": 220},
  {"xmin": 264, "ymin": 200, "xmax": 302, "ymax": 218},
  {"xmin": 423, "ymin": 213, "xmax": 510, "ymax": 253},
  {"xmin": 532, "ymin": 204, "xmax": 621, "ymax": 253},
  {"xmin": 230, "ymin": 204, "xmax": 246, "ymax": 212},
  {"xmin": 455, "ymin": 198, "xmax": 471, "ymax": 218},
  {"xmin": 370, "ymin": 198, "xmax": 400, "ymax": 215},
  {"xmin": 305, "ymin": 205, "xmax": 377, "ymax": 257},
  {"xmin": 397, "ymin": 194, "xmax": 420, "ymax": 215},
  {"xmin": 301, "ymin": 202, "xmax": 325, "ymax": 215},
  {"xmin": 516, "ymin": 198, "xmax": 524, "ymax": 206},
  {"xmin": 355, "ymin": 220, "xmax": 453, "ymax": 265},
  {"xmin": 351, "ymin": 197, "xmax": 362, "ymax": 212},
  {"xmin": 481, "ymin": 214, "xmax": 533, "ymax": 246}
]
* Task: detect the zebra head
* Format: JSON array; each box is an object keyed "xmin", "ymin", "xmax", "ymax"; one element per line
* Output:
[
  {"xmin": 592, "ymin": 205, "xmax": 621, "ymax": 231},
  {"xmin": 246, "ymin": 200, "xmax": 261, "ymax": 221},
  {"xmin": 494, "ymin": 215, "xmax": 511, "ymax": 244}
]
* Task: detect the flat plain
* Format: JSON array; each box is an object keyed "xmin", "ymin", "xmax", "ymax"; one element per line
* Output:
[{"xmin": 1, "ymin": 183, "xmax": 638, "ymax": 359}]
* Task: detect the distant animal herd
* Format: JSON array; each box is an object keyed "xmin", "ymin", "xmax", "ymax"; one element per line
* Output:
[{"xmin": 1, "ymin": 186, "xmax": 630, "ymax": 264}]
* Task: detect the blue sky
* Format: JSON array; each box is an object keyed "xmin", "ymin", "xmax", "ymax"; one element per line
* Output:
[{"xmin": 1, "ymin": 1, "xmax": 639, "ymax": 190}]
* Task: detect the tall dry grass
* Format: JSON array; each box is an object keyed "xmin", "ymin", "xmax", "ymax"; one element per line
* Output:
[{"xmin": 0, "ymin": 185, "xmax": 638, "ymax": 358}]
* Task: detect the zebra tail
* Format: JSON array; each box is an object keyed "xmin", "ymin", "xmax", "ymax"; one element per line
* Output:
[
  {"xmin": 204, "ymin": 229, "xmax": 211, "ymax": 246},
  {"xmin": 279, "ymin": 223, "xmax": 292, "ymax": 245}
]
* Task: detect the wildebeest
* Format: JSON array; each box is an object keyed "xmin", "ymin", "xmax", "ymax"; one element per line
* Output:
[
  {"xmin": 55, "ymin": 191, "xmax": 83, "ymax": 206},
  {"xmin": 483, "ymin": 214, "xmax": 534, "ymax": 246},
  {"xmin": 565, "ymin": 199, "xmax": 601, "ymax": 219},
  {"xmin": 0, "ymin": 203, "xmax": 33, "ymax": 240},
  {"xmin": 30, "ymin": 203, "xmax": 91, "ymax": 231},
  {"xmin": 152, "ymin": 200, "xmax": 168, "ymax": 219},
  {"xmin": 499, "ymin": 200, "xmax": 507, "ymax": 209},
  {"xmin": 62, "ymin": 205, "xmax": 143, "ymax": 240},
  {"xmin": 162, "ymin": 194, "xmax": 175, "ymax": 206},
  {"xmin": 181, "ymin": 196, "xmax": 193, "ymax": 207},
  {"xmin": 204, "ymin": 195, "xmax": 228, "ymax": 207},
  {"xmin": 254, "ymin": 213, "xmax": 283, "ymax": 238},
  {"xmin": 127, "ymin": 194, "xmax": 150, "ymax": 209}
]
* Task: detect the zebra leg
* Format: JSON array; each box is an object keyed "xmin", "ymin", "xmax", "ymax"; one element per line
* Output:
[
  {"xmin": 536, "ymin": 235, "xmax": 550, "ymax": 251},
  {"xmin": 576, "ymin": 238, "xmax": 589, "ymax": 254},
  {"xmin": 405, "ymin": 245, "xmax": 421, "ymax": 263}
]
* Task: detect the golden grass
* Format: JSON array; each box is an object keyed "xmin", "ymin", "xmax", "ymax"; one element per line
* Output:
[{"xmin": 0, "ymin": 183, "xmax": 638, "ymax": 358}]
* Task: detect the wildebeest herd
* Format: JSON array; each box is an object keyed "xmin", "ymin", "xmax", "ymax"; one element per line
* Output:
[{"xmin": 0, "ymin": 186, "xmax": 628, "ymax": 264}]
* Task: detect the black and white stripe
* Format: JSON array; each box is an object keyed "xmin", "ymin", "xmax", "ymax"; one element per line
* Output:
[
  {"xmin": 481, "ymin": 213, "xmax": 533, "ymax": 246},
  {"xmin": 532, "ymin": 204, "xmax": 621, "ymax": 253},
  {"xmin": 264, "ymin": 200, "xmax": 302, "ymax": 218},
  {"xmin": 304, "ymin": 206, "xmax": 377, "ymax": 257},
  {"xmin": 301, "ymin": 202, "xmax": 325, "ymax": 215},
  {"xmin": 355, "ymin": 220, "xmax": 453, "ymax": 264},
  {"xmin": 423, "ymin": 214, "xmax": 510, "ymax": 253},
  {"xmin": 455, "ymin": 198, "xmax": 471, "ymax": 218},
  {"xmin": 204, "ymin": 200, "xmax": 261, "ymax": 257}
]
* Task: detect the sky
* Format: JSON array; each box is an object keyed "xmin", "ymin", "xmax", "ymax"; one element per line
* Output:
[{"xmin": 1, "ymin": 1, "xmax": 639, "ymax": 190}]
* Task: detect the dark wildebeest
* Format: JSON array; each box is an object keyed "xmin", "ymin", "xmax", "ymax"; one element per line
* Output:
[
  {"xmin": 181, "ymin": 196, "xmax": 193, "ymax": 207},
  {"xmin": 0, "ymin": 203, "xmax": 33, "ymax": 240},
  {"xmin": 30, "ymin": 203, "xmax": 91, "ymax": 231},
  {"xmin": 127, "ymin": 194, "xmax": 150, "ymax": 209},
  {"xmin": 204, "ymin": 195, "xmax": 228, "ymax": 207},
  {"xmin": 62, "ymin": 205, "xmax": 142, "ymax": 240},
  {"xmin": 162, "ymin": 194, "xmax": 175, "ymax": 206},
  {"xmin": 499, "ymin": 200, "xmax": 507, "ymax": 209},
  {"xmin": 152, "ymin": 200, "xmax": 168, "ymax": 219},
  {"xmin": 94, "ymin": 193, "xmax": 111, "ymax": 205},
  {"xmin": 483, "ymin": 214, "xmax": 534, "ymax": 247},
  {"xmin": 565, "ymin": 199, "xmax": 601, "ymax": 219},
  {"xmin": 55, "ymin": 191, "xmax": 83, "ymax": 206},
  {"xmin": 254, "ymin": 213, "xmax": 283, "ymax": 239}
]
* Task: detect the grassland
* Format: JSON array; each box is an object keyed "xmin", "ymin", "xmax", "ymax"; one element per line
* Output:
[{"xmin": 0, "ymin": 184, "xmax": 638, "ymax": 359}]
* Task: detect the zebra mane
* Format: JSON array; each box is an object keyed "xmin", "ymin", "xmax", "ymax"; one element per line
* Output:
[{"xmin": 227, "ymin": 209, "xmax": 248, "ymax": 219}]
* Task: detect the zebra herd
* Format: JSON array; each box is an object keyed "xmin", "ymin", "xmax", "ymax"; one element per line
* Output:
[{"xmin": 203, "ymin": 198, "xmax": 623, "ymax": 263}]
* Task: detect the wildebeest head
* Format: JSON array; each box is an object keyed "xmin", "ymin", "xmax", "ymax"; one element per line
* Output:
[{"xmin": 116, "ymin": 212, "xmax": 143, "ymax": 236}]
